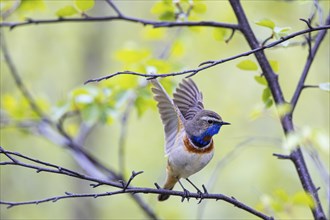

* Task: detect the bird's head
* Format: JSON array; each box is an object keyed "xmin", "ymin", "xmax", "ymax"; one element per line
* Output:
[{"xmin": 185, "ymin": 110, "xmax": 230, "ymax": 147}]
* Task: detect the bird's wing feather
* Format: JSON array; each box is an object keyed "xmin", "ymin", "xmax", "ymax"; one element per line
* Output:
[
  {"xmin": 151, "ymin": 79, "xmax": 185, "ymax": 155},
  {"xmin": 173, "ymin": 79, "xmax": 204, "ymax": 120}
]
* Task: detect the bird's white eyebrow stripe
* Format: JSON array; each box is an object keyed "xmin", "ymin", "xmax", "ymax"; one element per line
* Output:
[{"xmin": 201, "ymin": 116, "xmax": 221, "ymax": 122}]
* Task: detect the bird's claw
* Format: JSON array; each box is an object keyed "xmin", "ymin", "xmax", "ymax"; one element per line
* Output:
[
  {"xmin": 181, "ymin": 189, "xmax": 191, "ymax": 202},
  {"xmin": 197, "ymin": 184, "xmax": 208, "ymax": 204}
]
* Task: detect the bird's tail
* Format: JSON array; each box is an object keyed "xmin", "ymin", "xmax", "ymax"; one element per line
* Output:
[{"xmin": 158, "ymin": 174, "xmax": 177, "ymax": 201}]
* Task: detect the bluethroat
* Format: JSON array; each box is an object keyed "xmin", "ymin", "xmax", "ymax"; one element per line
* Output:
[{"xmin": 151, "ymin": 78, "xmax": 230, "ymax": 201}]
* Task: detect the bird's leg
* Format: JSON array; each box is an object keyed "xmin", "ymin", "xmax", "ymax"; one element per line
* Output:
[
  {"xmin": 185, "ymin": 178, "xmax": 207, "ymax": 202},
  {"xmin": 177, "ymin": 178, "xmax": 190, "ymax": 202},
  {"xmin": 186, "ymin": 178, "xmax": 202, "ymax": 194}
]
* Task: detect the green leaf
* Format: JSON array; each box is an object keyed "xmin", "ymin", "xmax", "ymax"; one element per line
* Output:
[
  {"xmin": 262, "ymin": 87, "xmax": 273, "ymax": 108},
  {"xmin": 151, "ymin": 1, "xmax": 175, "ymax": 21},
  {"xmin": 159, "ymin": 11, "xmax": 175, "ymax": 21},
  {"xmin": 115, "ymin": 48, "xmax": 150, "ymax": 64},
  {"xmin": 254, "ymin": 75, "xmax": 267, "ymax": 86},
  {"xmin": 141, "ymin": 26, "xmax": 166, "ymax": 40},
  {"xmin": 74, "ymin": 0, "xmax": 95, "ymax": 11},
  {"xmin": 265, "ymin": 99, "xmax": 273, "ymax": 108},
  {"xmin": 192, "ymin": 1, "xmax": 207, "ymax": 14},
  {"xmin": 19, "ymin": 0, "xmax": 46, "ymax": 11},
  {"xmin": 274, "ymin": 26, "xmax": 291, "ymax": 39},
  {"xmin": 319, "ymin": 82, "xmax": 330, "ymax": 92},
  {"xmin": 236, "ymin": 60, "xmax": 258, "ymax": 71},
  {"xmin": 269, "ymin": 60, "xmax": 279, "ymax": 73},
  {"xmin": 262, "ymin": 87, "xmax": 271, "ymax": 102},
  {"xmin": 213, "ymin": 28, "xmax": 227, "ymax": 41},
  {"xmin": 292, "ymin": 192, "xmax": 315, "ymax": 208},
  {"xmin": 255, "ymin": 19, "xmax": 275, "ymax": 29},
  {"xmin": 56, "ymin": 5, "xmax": 78, "ymax": 17}
]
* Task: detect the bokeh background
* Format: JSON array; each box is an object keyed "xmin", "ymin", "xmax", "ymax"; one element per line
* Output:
[{"xmin": 1, "ymin": 0, "xmax": 329, "ymax": 219}]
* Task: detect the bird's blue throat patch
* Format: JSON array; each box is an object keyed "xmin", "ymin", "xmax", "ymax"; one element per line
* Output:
[{"xmin": 190, "ymin": 124, "xmax": 221, "ymax": 148}]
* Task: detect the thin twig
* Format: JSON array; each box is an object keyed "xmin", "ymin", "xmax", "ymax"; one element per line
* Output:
[
  {"xmin": 0, "ymin": 147, "xmax": 273, "ymax": 220},
  {"xmin": 104, "ymin": 0, "xmax": 123, "ymax": 16},
  {"xmin": 84, "ymin": 24, "xmax": 330, "ymax": 84},
  {"xmin": 0, "ymin": 16, "xmax": 239, "ymax": 30},
  {"xmin": 290, "ymin": 14, "xmax": 330, "ymax": 113}
]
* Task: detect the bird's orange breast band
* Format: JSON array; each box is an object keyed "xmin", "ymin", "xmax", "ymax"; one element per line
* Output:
[{"xmin": 183, "ymin": 135, "xmax": 214, "ymax": 154}]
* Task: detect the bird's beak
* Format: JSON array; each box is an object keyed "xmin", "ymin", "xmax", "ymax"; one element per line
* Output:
[{"xmin": 221, "ymin": 121, "xmax": 231, "ymax": 125}]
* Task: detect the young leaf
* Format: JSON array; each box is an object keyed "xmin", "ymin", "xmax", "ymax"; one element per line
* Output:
[
  {"xmin": 292, "ymin": 191, "xmax": 315, "ymax": 208},
  {"xmin": 192, "ymin": 1, "xmax": 207, "ymax": 14},
  {"xmin": 236, "ymin": 60, "xmax": 258, "ymax": 71},
  {"xmin": 319, "ymin": 82, "xmax": 330, "ymax": 92},
  {"xmin": 115, "ymin": 48, "xmax": 150, "ymax": 64},
  {"xmin": 262, "ymin": 87, "xmax": 273, "ymax": 108},
  {"xmin": 18, "ymin": 0, "xmax": 46, "ymax": 11},
  {"xmin": 74, "ymin": 0, "xmax": 95, "ymax": 11},
  {"xmin": 213, "ymin": 28, "xmax": 227, "ymax": 41},
  {"xmin": 56, "ymin": 5, "xmax": 78, "ymax": 17},
  {"xmin": 264, "ymin": 99, "xmax": 273, "ymax": 108},
  {"xmin": 141, "ymin": 26, "xmax": 166, "ymax": 40},
  {"xmin": 151, "ymin": 1, "xmax": 175, "ymax": 21},
  {"xmin": 269, "ymin": 60, "xmax": 279, "ymax": 73},
  {"xmin": 254, "ymin": 75, "xmax": 268, "ymax": 86},
  {"xmin": 262, "ymin": 87, "xmax": 271, "ymax": 102},
  {"xmin": 255, "ymin": 19, "xmax": 275, "ymax": 29},
  {"xmin": 274, "ymin": 26, "xmax": 291, "ymax": 39}
]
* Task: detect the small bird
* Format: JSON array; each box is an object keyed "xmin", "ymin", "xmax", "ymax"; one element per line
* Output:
[{"xmin": 151, "ymin": 78, "xmax": 230, "ymax": 201}]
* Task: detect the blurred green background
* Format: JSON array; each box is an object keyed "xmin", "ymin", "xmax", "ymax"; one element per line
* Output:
[{"xmin": 1, "ymin": 0, "xmax": 329, "ymax": 219}]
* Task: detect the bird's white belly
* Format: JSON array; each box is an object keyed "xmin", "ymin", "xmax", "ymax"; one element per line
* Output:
[{"xmin": 168, "ymin": 139, "xmax": 214, "ymax": 179}]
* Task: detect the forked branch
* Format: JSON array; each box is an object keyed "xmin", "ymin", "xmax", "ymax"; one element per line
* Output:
[{"xmin": 0, "ymin": 147, "xmax": 273, "ymax": 220}]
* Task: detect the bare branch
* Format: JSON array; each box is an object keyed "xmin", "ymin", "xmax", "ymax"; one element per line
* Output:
[
  {"xmin": 0, "ymin": 147, "xmax": 273, "ymax": 220},
  {"xmin": 290, "ymin": 14, "xmax": 330, "ymax": 113},
  {"xmin": 0, "ymin": 15, "xmax": 239, "ymax": 30},
  {"xmin": 84, "ymin": 24, "xmax": 330, "ymax": 84}
]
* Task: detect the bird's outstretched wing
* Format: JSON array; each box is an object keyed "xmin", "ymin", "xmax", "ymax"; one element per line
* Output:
[
  {"xmin": 151, "ymin": 79, "xmax": 185, "ymax": 155},
  {"xmin": 173, "ymin": 79, "xmax": 204, "ymax": 120}
]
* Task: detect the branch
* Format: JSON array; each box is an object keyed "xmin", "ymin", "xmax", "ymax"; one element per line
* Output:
[
  {"xmin": 104, "ymin": 0, "xmax": 123, "ymax": 16},
  {"xmin": 84, "ymin": 24, "xmax": 330, "ymax": 84},
  {"xmin": 0, "ymin": 15, "xmax": 239, "ymax": 30},
  {"xmin": 290, "ymin": 14, "xmax": 330, "ymax": 113},
  {"xmin": 229, "ymin": 1, "xmax": 327, "ymax": 219},
  {"xmin": 0, "ymin": 147, "xmax": 273, "ymax": 220}
]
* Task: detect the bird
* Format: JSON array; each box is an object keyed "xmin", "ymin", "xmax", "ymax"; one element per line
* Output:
[{"xmin": 151, "ymin": 78, "xmax": 230, "ymax": 201}]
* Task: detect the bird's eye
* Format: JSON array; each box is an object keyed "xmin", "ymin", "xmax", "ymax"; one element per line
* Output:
[{"xmin": 207, "ymin": 120, "xmax": 213, "ymax": 124}]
